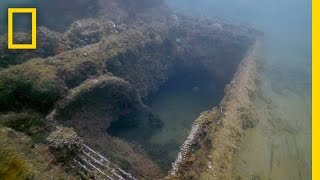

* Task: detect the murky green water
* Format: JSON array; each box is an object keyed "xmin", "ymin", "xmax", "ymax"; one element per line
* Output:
[
  {"xmin": 109, "ymin": 67, "xmax": 225, "ymax": 171},
  {"xmin": 149, "ymin": 68, "xmax": 224, "ymax": 161}
]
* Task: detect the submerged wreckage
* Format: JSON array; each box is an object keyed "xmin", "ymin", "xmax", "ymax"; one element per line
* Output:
[{"xmin": 0, "ymin": 0, "xmax": 261, "ymax": 179}]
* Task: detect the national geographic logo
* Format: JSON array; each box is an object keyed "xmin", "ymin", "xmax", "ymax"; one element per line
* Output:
[{"xmin": 7, "ymin": 8, "xmax": 37, "ymax": 49}]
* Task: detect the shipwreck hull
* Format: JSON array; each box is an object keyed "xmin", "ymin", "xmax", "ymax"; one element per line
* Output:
[
  {"xmin": 167, "ymin": 40, "xmax": 260, "ymax": 180},
  {"xmin": 0, "ymin": 1, "xmax": 261, "ymax": 179}
]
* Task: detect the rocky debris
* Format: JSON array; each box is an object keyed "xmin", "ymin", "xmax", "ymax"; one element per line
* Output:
[
  {"xmin": 46, "ymin": 126, "xmax": 83, "ymax": 162},
  {"xmin": 50, "ymin": 74, "xmax": 163, "ymax": 150},
  {"xmin": 0, "ymin": 112, "xmax": 49, "ymax": 144},
  {"xmin": 54, "ymin": 75, "xmax": 141, "ymax": 119},
  {"xmin": 0, "ymin": 27, "xmax": 62, "ymax": 68},
  {"xmin": 0, "ymin": 17, "xmax": 119, "ymax": 68},
  {"xmin": 239, "ymin": 107, "xmax": 259, "ymax": 129},
  {"xmin": 0, "ymin": 126, "xmax": 75, "ymax": 179},
  {"xmin": 0, "ymin": 112, "xmax": 38, "ymax": 133},
  {"xmin": 64, "ymin": 19, "xmax": 108, "ymax": 48}
]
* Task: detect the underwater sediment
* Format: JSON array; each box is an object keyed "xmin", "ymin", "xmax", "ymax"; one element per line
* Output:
[{"xmin": 0, "ymin": 0, "xmax": 261, "ymax": 179}]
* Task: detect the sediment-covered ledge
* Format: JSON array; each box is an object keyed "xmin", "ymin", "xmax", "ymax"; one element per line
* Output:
[{"xmin": 166, "ymin": 40, "xmax": 260, "ymax": 180}]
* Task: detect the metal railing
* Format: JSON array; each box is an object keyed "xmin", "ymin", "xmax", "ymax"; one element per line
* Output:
[{"xmin": 72, "ymin": 143, "xmax": 137, "ymax": 180}]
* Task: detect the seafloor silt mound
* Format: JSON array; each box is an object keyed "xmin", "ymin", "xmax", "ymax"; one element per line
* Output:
[{"xmin": 0, "ymin": 0, "xmax": 261, "ymax": 179}]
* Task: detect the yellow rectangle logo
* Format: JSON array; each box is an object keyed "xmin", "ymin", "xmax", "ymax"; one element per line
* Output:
[{"xmin": 8, "ymin": 8, "xmax": 37, "ymax": 49}]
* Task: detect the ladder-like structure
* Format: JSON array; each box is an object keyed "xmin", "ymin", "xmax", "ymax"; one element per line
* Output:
[{"xmin": 73, "ymin": 143, "xmax": 137, "ymax": 180}]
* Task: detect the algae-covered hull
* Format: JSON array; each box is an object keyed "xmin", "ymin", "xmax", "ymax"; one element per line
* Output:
[{"xmin": 0, "ymin": 0, "xmax": 261, "ymax": 179}]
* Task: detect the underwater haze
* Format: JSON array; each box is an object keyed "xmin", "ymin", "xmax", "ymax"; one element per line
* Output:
[{"xmin": 168, "ymin": 0, "xmax": 311, "ymax": 179}]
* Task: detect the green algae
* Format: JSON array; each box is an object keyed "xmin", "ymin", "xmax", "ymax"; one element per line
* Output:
[
  {"xmin": 0, "ymin": 146, "xmax": 33, "ymax": 180},
  {"xmin": 0, "ymin": 59, "xmax": 62, "ymax": 112},
  {"xmin": 0, "ymin": 126, "xmax": 75, "ymax": 179},
  {"xmin": 0, "ymin": 112, "xmax": 50, "ymax": 145}
]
